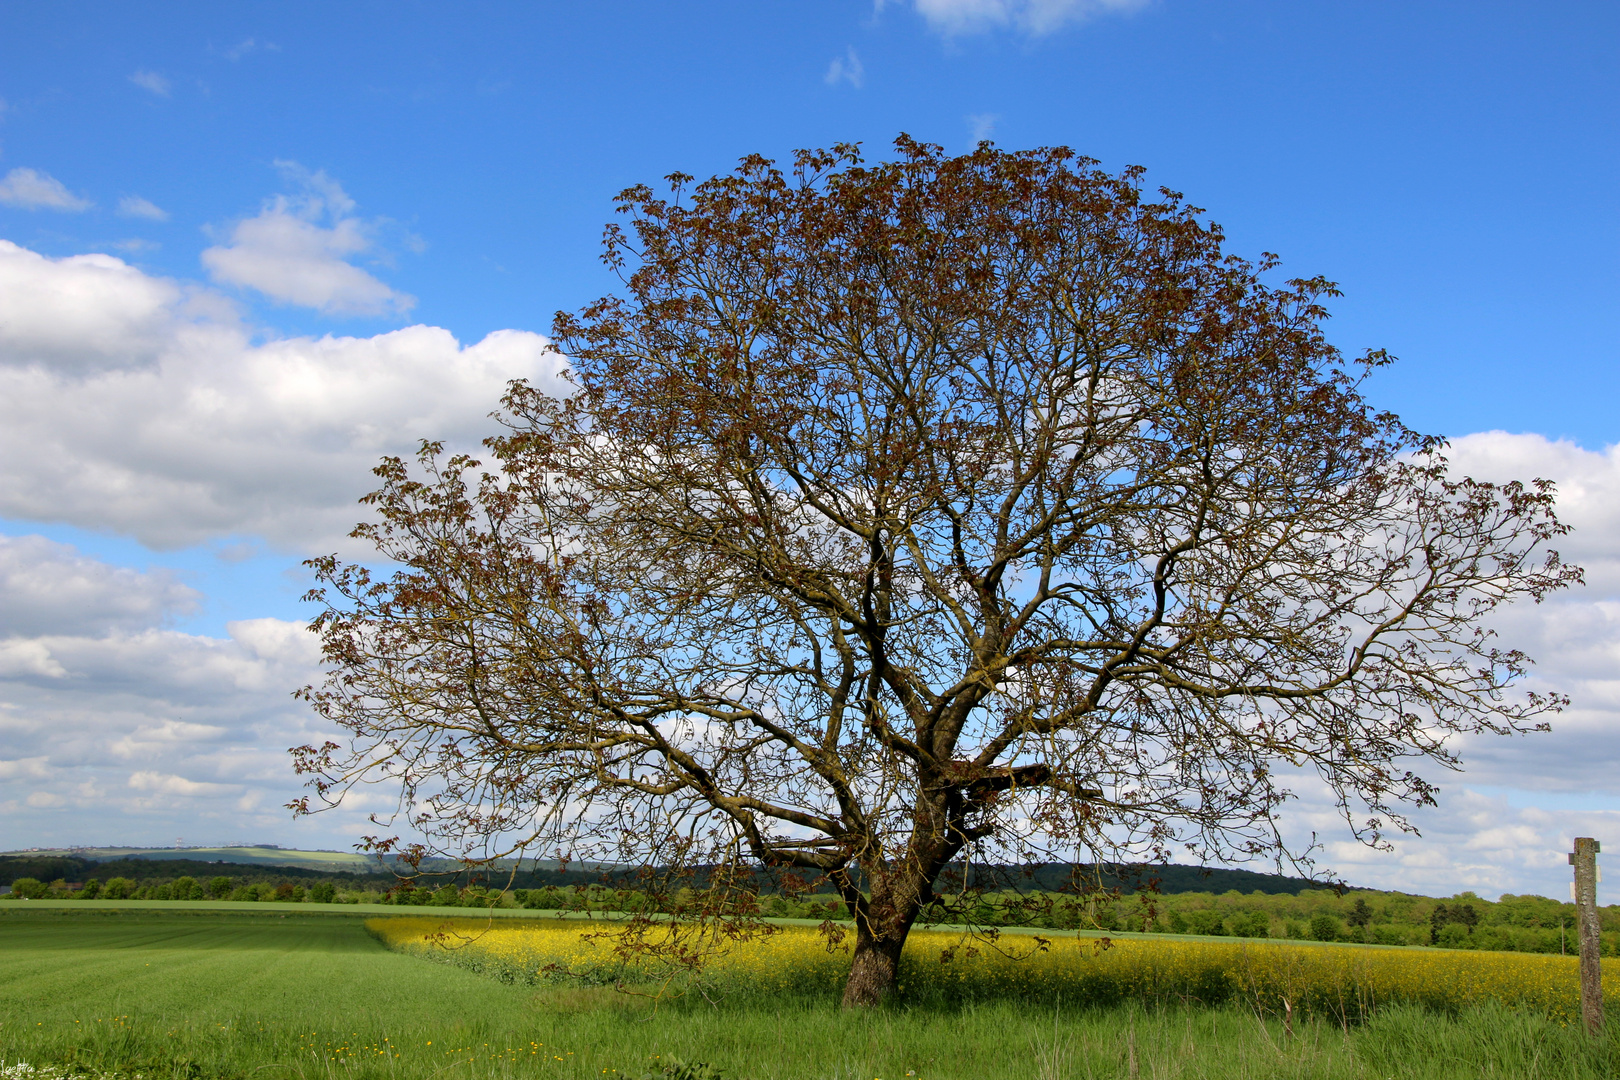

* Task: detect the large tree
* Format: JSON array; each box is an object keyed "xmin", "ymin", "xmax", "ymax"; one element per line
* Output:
[{"xmin": 293, "ymin": 139, "xmax": 1578, "ymax": 1007}]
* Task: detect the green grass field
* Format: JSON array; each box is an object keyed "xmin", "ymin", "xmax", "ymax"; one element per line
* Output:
[{"xmin": 5, "ymin": 905, "xmax": 1620, "ymax": 1080}]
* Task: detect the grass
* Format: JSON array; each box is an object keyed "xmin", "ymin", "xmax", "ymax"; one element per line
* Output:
[{"xmin": 4, "ymin": 905, "xmax": 1620, "ymax": 1080}]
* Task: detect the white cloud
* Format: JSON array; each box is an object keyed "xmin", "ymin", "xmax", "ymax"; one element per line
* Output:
[
  {"xmin": 129, "ymin": 70, "xmax": 171, "ymax": 97},
  {"xmin": 825, "ymin": 47, "xmax": 865, "ymax": 89},
  {"xmin": 0, "ymin": 535, "xmax": 199, "ymax": 638},
  {"xmin": 1248, "ymin": 432, "xmax": 1620, "ymax": 898},
  {"xmin": 201, "ymin": 163, "xmax": 413, "ymax": 316},
  {"xmin": 966, "ymin": 112, "xmax": 1000, "ymax": 141},
  {"xmin": 129, "ymin": 770, "xmax": 237, "ymax": 797},
  {"xmin": 0, "ymin": 239, "xmax": 565, "ymax": 550},
  {"xmin": 109, "ymin": 238, "xmax": 161, "ymax": 254},
  {"xmin": 913, "ymin": 0, "xmax": 1149, "ymax": 35},
  {"xmin": 0, "ymin": 639, "xmax": 66, "ymax": 679},
  {"xmin": 1443, "ymin": 432, "xmax": 1620, "ymax": 591},
  {"xmin": 0, "ymin": 536, "xmax": 335, "ymax": 839},
  {"xmin": 118, "ymin": 195, "xmax": 169, "ymax": 221},
  {"xmin": 0, "ymin": 756, "xmax": 51, "ymax": 781},
  {"xmin": 1271, "ymin": 780, "xmax": 1620, "ymax": 900},
  {"xmin": 0, "ymin": 605, "xmax": 344, "ymax": 840},
  {"xmin": 222, "ymin": 38, "xmax": 277, "ymax": 61},
  {"xmin": 1416, "ymin": 433, "xmax": 1620, "ymax": 794},
  {"xmin": 0, "ymin": 241, "xmax": 194, "ymax": 374},
  {"xmin": 0, "ymin": 168, "xmax": 93, "ymax": 212}
]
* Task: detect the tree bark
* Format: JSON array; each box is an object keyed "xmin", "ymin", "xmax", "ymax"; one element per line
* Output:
[{"xmin": 841, "ymin": 924, "xmax": 907, "ymax": 1008}]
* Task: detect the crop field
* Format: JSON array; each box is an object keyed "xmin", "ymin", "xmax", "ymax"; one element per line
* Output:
[
  {"xmin": 370, "ymin": 914, "xmax": 1620, "ymax": 1022},
  {"xmin": 5, "ymin": 905, "xmax": 1620, "ymax": 1080}
]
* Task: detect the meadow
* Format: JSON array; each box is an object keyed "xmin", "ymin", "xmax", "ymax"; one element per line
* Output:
[{"xmin": 5, "ymin": 904, "xmax": 1620, "ymax": 1080}]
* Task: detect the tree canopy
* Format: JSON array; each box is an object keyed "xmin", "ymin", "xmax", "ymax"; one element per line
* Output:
[{"xmin": 293, "ymin": 138, "xmax": 1579, "ymax": 1006}]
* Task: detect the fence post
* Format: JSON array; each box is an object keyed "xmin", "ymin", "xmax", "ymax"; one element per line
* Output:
[{"xmin": 1569, "ymin": 836, "xmax": 1603, "ymax": 1034}]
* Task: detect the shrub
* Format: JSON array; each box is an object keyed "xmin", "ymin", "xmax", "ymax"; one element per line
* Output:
[
  {"xmin": 78, "ymin": 879, "xmax": 102, "ymax": 899},
  {"xmin": 208, "ymin": 876, "xmax": 233, "ymax": 899},
  {"xmin": 101, "ymin": 878, "xmax": 136, "ymax": 901},
  {"xmin": 172, "ymin": 876, "xmax": 200, "ymax": 900},
  {"xmin": 6, "ymin": 878, "xmax": 47, "ymax": 899},
  {"xmin": 1229, "ymin": 911, "xmax": 1270, "ymax": 938},
  {"xmin": 521, "ymin": 887, "xmax": 564, "ymax": 910},
  {"xmin": 1185, "ymin": 910, "xmax": 1230, "ymax": 937},
  {"xmin": 1438, "ymin": 923, "xmax": 1473, "ymax": 949},
  {"xmin": 1370, "ymin": 925, "xmax": 1411, "ymax": 947},
  {"xmin": 1309, "ymin": 913, "xmax": 1341, "ymax": 942},
  {"xmin": 309, "ymin": 882, "xmax": 336, "ymax": 904}
]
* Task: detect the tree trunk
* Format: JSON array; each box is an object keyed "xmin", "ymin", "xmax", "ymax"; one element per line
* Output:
[{"xmin": 841, "ymin": 924, "xmax": 907, "ymax": 1008}]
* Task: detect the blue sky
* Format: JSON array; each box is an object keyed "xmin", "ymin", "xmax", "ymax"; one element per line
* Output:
[{"xmin": 1, "ymin": 1, "xmax": 1616, "ymax": 897}]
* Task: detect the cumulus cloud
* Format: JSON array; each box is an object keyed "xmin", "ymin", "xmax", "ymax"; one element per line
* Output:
[
  {"xmin": 0, "ymin": 639, "xmax": 67, "ymax": 679},
  {"xmin": 1268, "ymin": 778, "xmax": 1620, "ymax": 900},
  {"xmin": 1243, "ymin": 432, "xmax": 1620, "ymax": 898},
  {"xmin": 912, "ymin": 0, "xmax": 1149, "ymax": 35},
  {"xmin": 0, "ymin": 535, "xmax": 346, "ymax": 842},
  {"xmin": 129, "ymin": 70, "xmax": 171, "ymax": 97},
  {"xmin": 0, "ymin": 168, "xmax": 93, "ymax": 212},
  {"xmin": 118, "ymin": 195, "xmax": 169, "ymax": 221},
  {"xmin": 0, "ymin": 613, "xmax": 347, "ymax": 844},
  {"xmin": 0, "ymin": 535, "xmax": 200, "ymax": 638},
  {"xmin": 0, "ymin": 240, "xmax": 565, "ymax": 550},
  {"xmin": 129, "ymin": 770, "xmax": 237, "ymax": 797},
  {"xmin": 0, "ymin": 533, "xmax": 328, "ymax": 840},
  {"xmin": 1396, "ymin": 433, "xmax": 1620, "ymax": 797},
  {"xmin": 201, "ymin": 163, "xmax": 413, "ymax": 316},
  {"xmin": 0, "ymin": 241, "xmax": 193, "ymax": 373},
  {"xmin": 825, "ymin": 47, "xmax": 865, "ymax": 89},
  {"xmin": 0, "ymin": 235, "xmax": 566, "ymax": 847}
]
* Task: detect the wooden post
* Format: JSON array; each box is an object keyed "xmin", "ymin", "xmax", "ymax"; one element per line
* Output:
[{"xmin": 1569, "ymin": 837, "xmax": 1604, "ymax": 1034}]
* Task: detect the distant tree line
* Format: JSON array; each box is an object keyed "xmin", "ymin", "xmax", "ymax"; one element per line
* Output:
[{"xmin": 6, "ymin": 855, "xmax": 1614, "ymax": 959}]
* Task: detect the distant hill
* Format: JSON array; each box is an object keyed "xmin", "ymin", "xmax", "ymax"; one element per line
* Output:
[
  {"xmin": 2, "ymin": 846, "xmax": 383, "ymax": 872},
  {"xmin": 970, "ymin": 862, "xmax": 1348, "ymax": 896},
  {"xmin": 0, "ymin": 849, "xmax": 615, "ymax": 889}
]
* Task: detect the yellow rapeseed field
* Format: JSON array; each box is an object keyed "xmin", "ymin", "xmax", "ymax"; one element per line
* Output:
[{"xmin": 368, "ymin": 916, "xmax": 1620, "ymax": 1023}]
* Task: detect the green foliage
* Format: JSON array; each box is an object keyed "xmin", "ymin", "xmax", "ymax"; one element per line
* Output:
[
  {"xmin": 100, "ymin": 878, "xmax": 136, "ymax": 901},
  {"xmin": 309, "ymin": 882, "xmax": 336, "ymax": 904},
  {"xmin": 639, "ymin": 1058, "xmax": 729, "ymax": 1080},
  {"xmin": 4, "ymin": 877, "xmax": 47, "ymax": 899},
  {"xmin": 1229, "ymin": 910, "xmax": 1270, "ymax": 938},
  {"xmin": 1309, "ymin": 914, "xmax": 1342, "ymax": 942}
]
